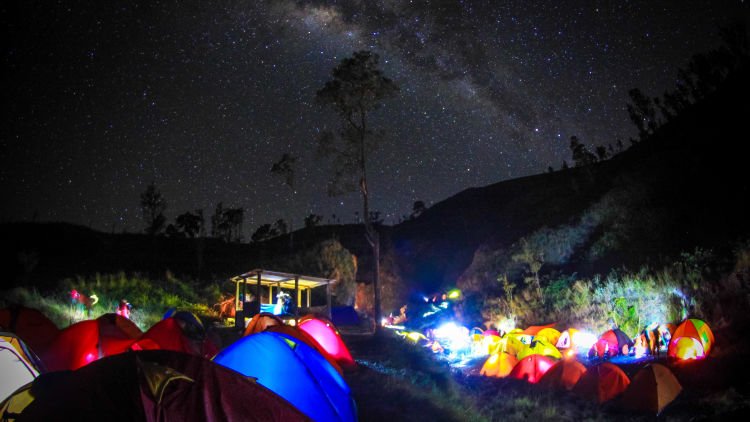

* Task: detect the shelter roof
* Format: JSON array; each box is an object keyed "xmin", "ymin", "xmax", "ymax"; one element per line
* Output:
[{"xmin": 230, "ymin": 269, "xmax": 333, "ymax": 289}]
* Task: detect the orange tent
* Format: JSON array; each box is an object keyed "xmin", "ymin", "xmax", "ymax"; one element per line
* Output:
[
  {"xmin": 573, "ymin": 362, "xmax": 630, "ymax": 403},
  {"xmin": 479, "ymin": 352, "xmax": 518, "ymax": 378},
  {"xmin": 668, "ymin": 318, "xmax": 714, "ymax": 360},
  {"xmin": 538, "ymin": 358, "xmax": 587, "ymax": 391},
  {"xmin": 243, "ymin": 313, "xmax": 284, "ymax": 336},
  {"xmin": 0, "ymin": 306, "xmax": 59, "ymax": 354},
  {"xmin": 508, "ymin": 354, "xmax": 556, "ymax": 384},
  {"xmin": 522, "ymin": 323, "xmax": 556, "ymax": 336},
  {"xmin": 621, "ymin": 363, "xmax": 682, "ymax": 414}
]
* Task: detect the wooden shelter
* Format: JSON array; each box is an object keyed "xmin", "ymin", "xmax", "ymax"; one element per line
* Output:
[{"xmin": 231, "ymin": 269, "xmax": 334, "ymax": 328}]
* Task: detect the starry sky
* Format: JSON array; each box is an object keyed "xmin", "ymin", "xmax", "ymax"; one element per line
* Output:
[{"xmin": 2, "ymin": 1, "xmax": 747, "ymax": 236}]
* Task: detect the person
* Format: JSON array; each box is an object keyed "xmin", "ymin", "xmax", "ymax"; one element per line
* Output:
[{"xmin": 116, "ymin": 299, "xmax": 132, "ymax": 319}]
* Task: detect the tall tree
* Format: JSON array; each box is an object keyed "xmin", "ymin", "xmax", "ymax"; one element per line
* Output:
[
  {"xmin": 569, "ymin": 136, "xmax": 597, "ymax": 167},
  {"xmin": 140, "ymin": 182, "xmax": 166, "ymax": 235},
  {"xmin": 316, "ymin": 50, "xmax": 399, "ymax": 328}
]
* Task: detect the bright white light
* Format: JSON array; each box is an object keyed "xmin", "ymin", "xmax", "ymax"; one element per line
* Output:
[
  {"xmin": 572, "ymin": 331, "xmax": 597, "ymax": 351},
  {"xmin": 433, "ymin": 322, "xmax": 470, "ymax": 352}
]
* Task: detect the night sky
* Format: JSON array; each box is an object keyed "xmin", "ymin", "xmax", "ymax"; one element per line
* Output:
[{"xmin": 3, "ymin": 1, "xmax": 747, "ymax": 236}]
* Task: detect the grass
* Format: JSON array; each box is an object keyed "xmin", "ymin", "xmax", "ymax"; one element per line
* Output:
[{"xmin": 0, "ymin": 272, "xmax": 220, "ymax": 330}]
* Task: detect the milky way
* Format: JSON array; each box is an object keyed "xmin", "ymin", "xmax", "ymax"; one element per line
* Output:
[{"xmin": 2, "ymin": 1, "xmax": 747, "ymax": 235}]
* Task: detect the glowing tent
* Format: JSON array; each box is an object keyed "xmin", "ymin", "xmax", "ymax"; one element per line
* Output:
[
  {"xmin": 522, "ymin": 323, "xmax": 556, "ymax": 336},
  {"xmin": 508, "ymin": 354, "xmax": 556, "ymax": 384},
  {"xmin": 590, "ymin": 329, "xmax": 633, "ymax": 358},
  {"xmin": 3, "ymin": 350, "xmax": 309, "ymax": 421},
  {"xmin": 573, "ymin": 362, "xmax": 630, "ymax": 403},
  {"xmin": 243, "ymin": 312, "xmax": 284, "ymax": 336},
  {"xmin": 479, "ymin": 352, "xmax": 518, "ymax": 378},
  {"xmin": 298, "ymin": 316, "xmax": 356, "ymax": 370},
  {"xmin": 668, "ymin": 318, "xmax": 714, "ymax": 360},
  {"xmin": 516, "ymin": 338, "xmax": 562, "ymax": 360},
  {"xmin": 538, "ymin": 358, "xmax": 587, "ymax": 391},
  {"xmin": 0, "ymin": 331, "xmax": 44, "ymax": 373},
  {"xmin": 1, "ymin": 336, "xmax": 39, "ymax": 403},
  {"xmin": 534, "ymin": 327, "xmax": 561, "ymax": 345},
  {"xmin": 41, "ymin": 315, "xmax": 142, "ymax": 371},
  {"xmin": 132, "ymin": 316, "xmax": 218, "ymax": 358},
  {"xmin": 556, "ymin": 328, "xmax": 577, "ymax": 349},
  {"xmin": 266, "ymin": 324, "xmax": 343, "ymax": 374},
  {"xmin": 621, "ymin": 363, "xmax": 682, "ymax": 414},
  {"xmin": 0, "ymin": 306, "xmax": 59, "ymax": 354},
  {"xmin": 213, "ymin": 332, "xmax": 356, "ymax": 422}
]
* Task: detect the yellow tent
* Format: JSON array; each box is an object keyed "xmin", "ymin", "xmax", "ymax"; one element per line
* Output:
[
  {"xmin": 480, "ymin": 352, "xmax": 518, "ymax": 378},
  {"xmin": 535, "ymin": 328, "xmax": 561, "ymax": 345},
  {"xmin": 517, "ymin": 338, "xmax": 562, "ymax": 360}
]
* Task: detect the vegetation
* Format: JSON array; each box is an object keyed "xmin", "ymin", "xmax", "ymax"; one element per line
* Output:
[{"xmin": 0, "ymin": 272, "xmax": 219, "ymax": 330}]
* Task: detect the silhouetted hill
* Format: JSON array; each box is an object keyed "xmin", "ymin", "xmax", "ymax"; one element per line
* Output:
[
  {"xmin": 391, "ymin": 62, "xmax": 750, "ymax": 293},
  {"xmin": 3, "ymin": 65, "xmax": 748, "ymax": 298}
]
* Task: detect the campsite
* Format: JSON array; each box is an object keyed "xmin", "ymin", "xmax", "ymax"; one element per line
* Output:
[{"xmin": 3, "ymin": 1, "xmax": 750, "ymax": 421}]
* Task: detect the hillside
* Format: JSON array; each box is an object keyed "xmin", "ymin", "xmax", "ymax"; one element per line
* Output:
[
  {"xmin": 391, "ymin": 64, "xmax": 750, "ymax": 294},
  {"xmin": 3, "ymin": 64, "xmax": 748, "ymax": 303}
]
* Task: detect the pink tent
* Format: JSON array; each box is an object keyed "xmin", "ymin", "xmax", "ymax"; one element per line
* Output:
[{"xmin": 298, "ymin": 316, "xmax": 356, "ymax": 370}]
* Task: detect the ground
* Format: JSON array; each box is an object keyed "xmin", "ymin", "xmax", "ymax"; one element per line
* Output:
[{"xmin": 343, "ymin": 328, "xmax": 750, "ymax": 421}]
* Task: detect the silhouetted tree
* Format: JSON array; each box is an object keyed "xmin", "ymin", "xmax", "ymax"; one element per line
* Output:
[
  {"xmin": 211, "ymin": 203, "xmax": 243, "ymax": 242},
  {"xmin": 562, "ymin": 160, "xmax": 569, "ymax": 170},
  {"xmin": 569, "ymin": 136, "xmax": 597, "ymax": 167},
  {"xmin": 595, "ymin": 145, "xmax": 608, "ymax": 161},
  {"xmin": 271, "ymin": 153, "xmax": 297, "ymax": 189},
  {"xmin": 410, "ymin": 200, "xmax": 427, "ymax": 219},
  {"xmin": 251, "ymin": 223, "xmax": 279, "ymax": 243},
  {"xmin": 274, "ymin": 219, "xmax": 288, "ymax": 235},
  {"xmin": 304, "ymin": 213, "xmax": 322, "ymax": 228},
  {"xmin": 176, "ymin": 210, "xmax": 204, "ymax": 238},
  {"xmin": 547, "ymin": 166, "xmax": 554, "ymax": 173},
  {"xmin": 317, "ymin": 50, "xmax": 399, "ymax": 327},
  {"xmin": 627, "ymin": 88, "xmax": 658, "ymax": 139},
  {"xmin": 140, "ymin": 182, "xmax": 166, "ymax": 235}
]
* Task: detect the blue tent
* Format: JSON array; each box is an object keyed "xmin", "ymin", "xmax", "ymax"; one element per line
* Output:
[
  {"xmin": 213, "ymin": 331, "xmax": 356, "ymax": 422},
  {"xmin": 332, "ymin": 306, "xmax": 360, "ymax": 327}
]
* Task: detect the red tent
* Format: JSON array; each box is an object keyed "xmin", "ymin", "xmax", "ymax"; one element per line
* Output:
[
  {"xmin": 508, "ymin": 354, "xmax": 556, "ymax": 383},
  {"xmin": 8, "ymin": 350, "xmax": 310, "ymax": 421},
  {"xmin": 590, "ymin": 329, "xmax": 633, "ymax": 358},
  {"xmin": 0, "ymin": 306, "xmax": 59, "ymax": 354},
  {"xmin": 573, "ymin": 362, "xmax": 630, "ymax": 403},
  {"xmin": 41, "ymin": 315, "xmax": 141, "ymax": 371},
  {"xmin": 132, "ymin": 317, "xmax": 218, "ymax": 358},
  {"xmin": 298, "ymin": 316, "xmax": 356, "ymax": 370},
  {"xmin": 538, "ymin": 358, "xmax": 587, "ymax": 391}
]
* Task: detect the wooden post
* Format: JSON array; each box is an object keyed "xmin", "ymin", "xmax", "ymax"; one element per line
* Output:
[
  {"xmin": 326, "ymin": 280, "xmax": 332, "ymax": 320},
  {"xmin": 256, "ymin": 272, "xmax": 262, "ymax": 308},
  {"xmin": 294, "ymin": 275, "xmax": 299, "ymax": 323}
]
